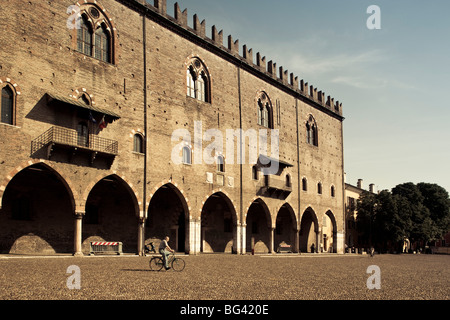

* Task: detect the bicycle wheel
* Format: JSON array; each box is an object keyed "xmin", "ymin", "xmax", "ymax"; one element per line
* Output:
[
  {"xmin": 171, "ymin": 257, "xmax": 185, "ymax": 271},
  {"xmin": 149, "ymin": 257, "xmax": 163, "ymax": 271}
]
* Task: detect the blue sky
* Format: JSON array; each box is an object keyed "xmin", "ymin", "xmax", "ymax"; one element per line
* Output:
[{"xmin": 163, "ymin": 0, "xmax": 450, "ymax": 193}]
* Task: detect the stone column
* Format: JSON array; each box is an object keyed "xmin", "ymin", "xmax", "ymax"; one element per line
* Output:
[
  {"xmin": 137, "ymin": 216, "xmax": 146, "ymax": 256},
  {"xmin": 233, "ymin": 222, "xmax": 241, "ymax": 254},
  {"xmin": 269, "ymin": 227, "xmax": 275, "ymax": 253},
  {"xmin": 189, "ymin": 218, "xmax": 201, "ymax": 255},
  {"xmin": 74, "ymin": 211, "xmax": 84, "ymax": 256},
  {"xmin": 293, "ymin": 229, "xmax": 300, "ymax": 253},
  {"xmin": 240, "ymin": 223, "xmax": 246, "ymax": 254}
]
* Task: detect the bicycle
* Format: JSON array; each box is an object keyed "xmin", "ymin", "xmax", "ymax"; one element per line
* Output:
[{"xmin": 149, "ymin": 252, "xmax": 185, "ymax": 271}]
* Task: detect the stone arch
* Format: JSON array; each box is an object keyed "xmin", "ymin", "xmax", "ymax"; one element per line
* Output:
[
  {"xmin": 245, "ymin": 197, "xmax": 272, "ymax": 253},
  {"xmin": 0, "ymin": 159, "xmax": 78, "ymax": 211},
  {"xmin": 146, "ymin": 179, "xmax": 192, "ymax": 218},
  {"xmin": 146, "ymin": 181, "xmax": 191, "ymax": 253},
  {"xmin": 82, "ymin": 172, "xmax": 141, "ymax": 215},
  {"xmin": 274, "ymin": 202, "xmax": 298, "ymax": 251},
  {"xmin": 299, "ymin": 206, "xmax": 319, "ymax": 253},
  {"xmin": 323, "ymin": 209, "xmax": 338, "ymax": 253},
  {"xmin": 82, "ymin": 173, "xmax": 141, "ymax": 253},
  {"xmin": 200, "ymin": 190, "xmax": 238, "ymax": 253},
  {"xmin": 0, "ymin": 161, "xmax": 78, "ymax": 253}
]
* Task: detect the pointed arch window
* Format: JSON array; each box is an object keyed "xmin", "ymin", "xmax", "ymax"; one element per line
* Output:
[
  {"xmin": 94, "ymin": 24, "xmax": 111, "ymax": 63},
  {"xmin": 75, "ymin": 5, "xmax": 114, "ymax": 64},
  {"xmin": 186, "ymin": 58, "xmax": 210, "ymax": 103},
  {"xmin": 257, "ymin": 92, "xmax": 273, "ymax": 129},
  {"xmin": 317, "ymin": 182, "xmax": 323, "ymax": 195},
  {"xmin": 182, "ymin": 146, "xmax": 192, "ymax": 165},
  {"xmin": 302, "ymin": 178, "xmax": 308, "ymax": 191},
  {"xmin": 1, "ymin": 85, "xmax": 14, "ymax": 125},
  {"xmin": 133, "ymin": 134, "xmax": 144, "ymax": 154},
  {"xmin": 77, "ymin": 15, "xmax": 93, "ymax": 56},
  {"xmin": 217, "ymin": 155, "xmax": 225, "ymax": 173},
  {"xmin": 306, "ymin": 115, "xmax": 318, "ymax": 147}
]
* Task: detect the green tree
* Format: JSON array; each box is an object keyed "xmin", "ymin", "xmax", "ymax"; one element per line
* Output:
[
  {"xmin": 417, "ymin": 183, "xmax": 450, "ymax": 239},
  {"xmin": 356, "ymin": 182, "xmax": 450, "ymax": 253}
]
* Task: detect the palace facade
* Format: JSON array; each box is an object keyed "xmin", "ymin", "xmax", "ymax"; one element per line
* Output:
[{"xmin": 0, "ymin": 0, "xmax": 345, "ymax": 255}]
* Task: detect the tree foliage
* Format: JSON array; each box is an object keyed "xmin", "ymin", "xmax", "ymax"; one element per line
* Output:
[{"xmin": 356, "ymin": 182, "xmax": 450, "ymax": 251}]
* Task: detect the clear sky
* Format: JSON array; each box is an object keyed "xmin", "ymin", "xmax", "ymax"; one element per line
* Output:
[{"xmin": 163, "ymin": 0, "xmax": 450, "ymax": 193}]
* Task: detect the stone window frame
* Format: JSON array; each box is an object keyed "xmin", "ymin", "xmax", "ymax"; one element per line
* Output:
[
  {"xmin": 185, "ymin": 56, "xmax": 212, "ymax": 103},
  {"xmin": 182, "ymin": 145, "xmax": 192, "ymax": 165},
  {"xmin": 71, "ymin": 3, "xmax": 118, "ymax": 65},
  {"xmin": 306, "ymin": 114, "xmax": 319, "ymax": 147},
  {"xmin": 133, "ymin": 133, "xmax": 145, "ymax": 154},
  {"xmin": 0, "ymin": 78, "xmax": 21, "ymax": 127},
  {"xmin": 256, "ymin": 91, "xmax": 273, "ymax": 129}
]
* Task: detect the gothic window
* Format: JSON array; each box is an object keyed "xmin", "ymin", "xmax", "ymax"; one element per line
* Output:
[
  {"xmin": 76, "ymin": 5, "xmax": 114, "ymax": 64},
  {"xmin": 257, "ymin": 92, "xmax": 273, "ymax": 129},
  {"xmin": 217, "ymin": 155, "xmax": 225, "ymax": 173},
  {"xmin": 77, "ymin": 15, "xmax": 93, "ymax": 56},
  {"xmin": 182, "ymin": 146, "xmax": 192, "ymax": 164},
  {"xmin": 306, "ymin": 115, "xmax": 318, "ymax": 146},
  {"xmin": 133, "ymin": 134, "xmax": 144, "ymax": 154},
  {"xmin": 187, "ymin": 67, "xmax": 196, "ymax": 98},
  {"xmin": 252, "ymin": 165, "xmax": 259, "ymax": 180},
  {"xmin": 1, "ymin": 85, "xmax": 14, "ymax": 125},
  {"xmin": 94, "ymin": 24, "xmax": 111, "ymax": 63},
  {"xmin": 302, "ymin": 178, "xmax": 308, "ymax": 191},
  {"xmin": 186, "ymin": 58, "xmax": 210, "ymax": 103}
]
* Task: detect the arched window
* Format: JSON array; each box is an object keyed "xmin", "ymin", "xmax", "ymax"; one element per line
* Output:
[
  {"xmin": 1, "ymin": 85, "xmax": 14, "ymax": 125},
  {"xmin": 77, "ymin": 15, "xmax": 93, "ymax": 56},
  {"xmin": 182, "ymin": 146, "xmax": 192, "ymax": 164},
  {"xmin": 78, "ymin": 93, "xmax": 91, "ymax": 105},
  {"xmin": 317, "ymin": 182, "xmax": 322, "ymax": 195},
  {"xmin": 133, "ymin": 134, "xmax": 144, "ymax": 154},
  {"xmin": 331, "ymin": 185, "xmax": 336, "ymax": 197},
  {"xmin": 187, "ymin": 67, "xmax": 196, "ymax": 98},
  {"xmin": 76, "ymin": 5, "xmax": 114, "ymax": 64},
  {"xmin": 302, "ymin": 178, "xmax": 308, "ymax": 191},
  {"xmin": 257, "ymin": 92, "xmax": 273, "ymax": 129},
  {"xmin": 94, "ymin": 24, "xmax": 111, "ymax": 63},
  {"xmin": 252, "ymin": 165, "xmax": 259, "ymax": 180},
  {"xmin": 286, "ymin": 174, "xmax": 291, "ymax": 187},
  {"xmin": 217, "ymin": 155, "xmax": 225, "ymax": 173},
  {"xmin": 186, "ymin": 58, "xmax": 210, "ymax": 103},
  {"xmin": 306, "ymin": 115, "xmax": 318, "ymax": 146}
]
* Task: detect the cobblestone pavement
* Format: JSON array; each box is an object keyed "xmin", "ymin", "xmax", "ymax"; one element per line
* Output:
[{"xmin": 0, "ymin": 253, "xmax": 448, "ymax": 300}]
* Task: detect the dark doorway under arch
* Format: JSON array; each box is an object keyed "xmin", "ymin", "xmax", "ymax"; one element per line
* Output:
[
  {"xmin": 0, "ymin": 164, "xmax": 75, "ymax": 254},
  {"xmin": 201, "ymin": 192, "xmax": 237, "ymax": 253},
  {"xmin": 83, "ymin": 175, "xmax": 139, "ymax": 254},
  {"xmin": 146, "ymin": 184, "xmax": 189, "ymax": 253},
  {"xmin": 246, "ymin": 199, "xmax": 271, "ymax": 253},
  {"xmin": 299, "ymin": 208, "xmax": 319, "ymax": 253}
]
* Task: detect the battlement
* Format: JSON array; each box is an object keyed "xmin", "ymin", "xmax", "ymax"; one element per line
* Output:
[{"xmin": 134, "ymin": 0, "xmax": 343, "ymax": 116}]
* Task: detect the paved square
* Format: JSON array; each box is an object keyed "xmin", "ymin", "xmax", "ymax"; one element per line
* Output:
[{"xmin": 0, "ymin": 254, "xmax": 448, "ymax": 300}]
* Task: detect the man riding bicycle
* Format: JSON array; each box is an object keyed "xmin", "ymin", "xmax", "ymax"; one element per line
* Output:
[{"xmin": 159, "ymin": 236, "xmax": 175, "ymax": 270}]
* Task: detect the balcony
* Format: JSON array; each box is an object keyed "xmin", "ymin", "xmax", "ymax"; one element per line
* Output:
[
  {"xmin": 257, "ymin": 175, "xmax": 292, "ymax": 199},
  {"xmin": 31, "ymin": 126, "xmax": 118, "ymax": 166}
]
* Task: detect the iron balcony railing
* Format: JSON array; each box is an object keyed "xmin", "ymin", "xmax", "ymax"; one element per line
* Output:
[{"xmin": 31, "ymin": 126, "xmax": 118, "ymax": 155}]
